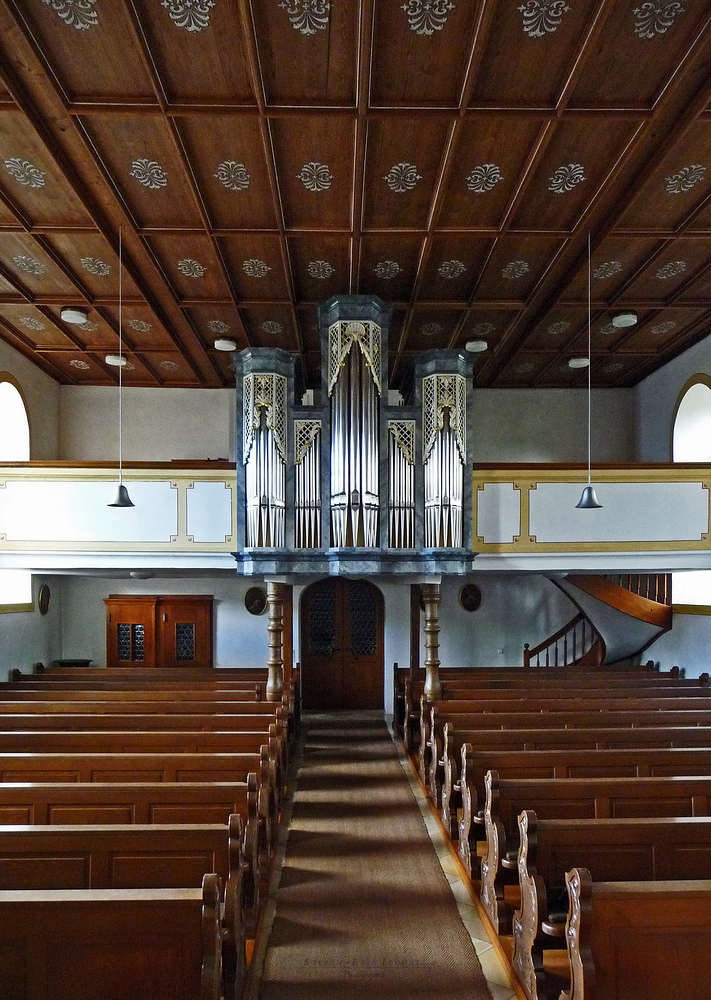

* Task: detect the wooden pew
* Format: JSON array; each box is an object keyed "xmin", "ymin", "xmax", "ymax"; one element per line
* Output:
[
  {"xmin": 427, "ymin": 715, "xmax": 711, "ymax": 807},
  {"xmin": 0, "ymin": 822, "xmax": 232, "ymax": 890},
  {"xmin": 508, "ymin": 811, "xmax": 711, "ymax": 1000},
  {"xmin": 558, "ymin": 867, "xmax": 711, "ymax": 1000},
  {"xmin": 0, "ymin": 873, "xmax": 231, "ymax": 1000},
  {"xmin": 453, "ymin": 744, "xmax": 711, "ymax": 876},
  {"xmin": 479, "ymin": 770, "xmax": 711, "ymax": 940},
  {"xmin": 0, "ymin": 779, "xmax": 254, "ymax": 826}
]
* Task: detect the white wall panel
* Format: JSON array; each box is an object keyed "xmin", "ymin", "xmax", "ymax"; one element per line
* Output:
[
  {"xmin": 476, "ymin": 482, "xmax": 521, "ymax": 543},
  {"xmin": 186, "ymin": 482, "xmax": 233, "ymax": 543},
  {"xmin": 530, "ymin": 482, "xmax": 709, "ymax": 543}
]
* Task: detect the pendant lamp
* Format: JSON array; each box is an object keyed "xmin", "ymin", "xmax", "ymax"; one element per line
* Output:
[
  {"xmin": 576, "ymin": 233, "xmax": 602, "ymax": 509},
  {"xmin": 108, "ymin": 226, "xmax": 134, "ymax": 508}
]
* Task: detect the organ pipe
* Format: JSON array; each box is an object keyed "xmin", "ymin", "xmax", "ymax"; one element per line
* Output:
[
  {"xmin": 388, "ymin": 420, "xmax": 415, "ymax": 548},
  {"xmin": 295, "ymin": 420, "xmax": 321, "ymax": 548},
  {"xmin": 243, "ymin": 373, "xmax": 286, "ymax": 548},
  {"xmin": 329, "ymin": 320, "xmax": 381, "ymax": 547},
  {"xmin": 423, "ymin": 374, "xmax": 465, "ymax": 548}
]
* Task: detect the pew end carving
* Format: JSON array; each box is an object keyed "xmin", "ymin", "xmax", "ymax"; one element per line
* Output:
[
  {"xmin": 558, "ymin": 867, "xmax": 594, "ymax": 1000},
  {"xmin": 480, "ymin": 769, "xmax": 511, "ymax": 934},
  {"xmin": 512, "ymin": 809, "xmax": 550, "ymax": 1000},
  {"xmin": 457, "ymin": 742, "xmax": 478, "ymax": 876}
]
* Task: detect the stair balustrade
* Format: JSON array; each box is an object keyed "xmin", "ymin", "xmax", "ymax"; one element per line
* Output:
[
  {"xmin": 603, "ymin": 573, "xmax": 671, "ymax": 606},
  {"xmin": 523, "ymin": 612, "xmax": 604, "ymax": 668}
]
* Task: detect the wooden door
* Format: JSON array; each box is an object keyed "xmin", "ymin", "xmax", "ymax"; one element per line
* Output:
[
  {"xmin": 301, "ymin": 579, "xmax": 384, "ymax": 710},
  {"xmin": 105, "ymin": 596, "xmax": 157, "ymax": 668},
  {"xmin": 156, "ymin": 596, "xmax": 213, "ymax": 669}
]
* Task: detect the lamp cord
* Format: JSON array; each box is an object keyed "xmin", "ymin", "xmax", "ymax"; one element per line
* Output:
[
  {"xmin": 587, "ymin": 230, "xmax": 592, "ymax": 487},
  {"xmin": 118, "ymin": 225, "xmax": 123, "ymax": 487}
]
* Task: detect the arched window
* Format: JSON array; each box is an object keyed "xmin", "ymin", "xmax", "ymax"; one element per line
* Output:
[
  {"xmin": 672, "ymin": 375, "xmax": 711, "ymax": 608},
  {"xmin": 672, "ymin": 375, "xmax": 711, "ymax": 462},
  {"xmin": 0, "ymin": 374, "xmax": 32, "ymax": 611}
]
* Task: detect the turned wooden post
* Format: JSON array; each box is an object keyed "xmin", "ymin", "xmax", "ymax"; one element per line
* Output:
[
  {"xmin": 421, "ymin": 582, "xmax": 442, "ymax": 701},
  {"xmin": 266, "ymin": 581, "xmax": 285, "ymax": 701}
]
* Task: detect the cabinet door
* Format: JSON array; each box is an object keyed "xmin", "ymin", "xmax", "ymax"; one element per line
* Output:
[
  {"xmin": 156, "ymin": 596, "xmax": 213, "ymax": 669},
  {"xmin": 105, "ymin": 597, "xmax": 157, "ymax": 668}
]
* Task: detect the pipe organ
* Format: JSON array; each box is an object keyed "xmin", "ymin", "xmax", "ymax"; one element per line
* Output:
[{"xmin": 233, "ymin": 296, "xmax": 475, "ymax": 576}]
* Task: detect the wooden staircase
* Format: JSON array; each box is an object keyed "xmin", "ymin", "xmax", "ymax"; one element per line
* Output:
[{"xmin": 524, "ymin": 574, "xmax": 672, "ymax": 667}]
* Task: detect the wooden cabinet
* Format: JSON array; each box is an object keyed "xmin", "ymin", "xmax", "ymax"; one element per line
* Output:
[{"xmin": 105, "ymin": 595, "xmax": 213, "ymax": 669}]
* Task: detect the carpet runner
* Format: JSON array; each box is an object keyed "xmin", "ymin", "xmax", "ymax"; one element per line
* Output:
[{"xmin": 255, "ymin": 713, "xmax": 494, "ymax": 1000}]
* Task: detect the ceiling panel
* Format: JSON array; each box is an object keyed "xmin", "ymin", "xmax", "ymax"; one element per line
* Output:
[
  {"xmin": 418, "ymin": 236, "xmax": 494, "ymax": 302},
  {"xmin": 145, "ymin": 234, "xmax": 232, "ymax": 301},
  {"xmin": 474, "ymin": 236, "xmax": 566, "ymax": 301},
  {"xmin": 271, "ymin": 117, "xmax": 354, "ymax": 230},
  {"xmin": 363, "ymin": 118, "xmax": 451, "ymax": 230},
  {"xmin": 289, "ymin": 236, "xmax": 350, "ymax": 301},
  {"xmin": 252, "ymin": 0, "xmax": 357, "ymax": 106},
  {"xmin": 358, "ymin": 235, "xmax": 423, "ymax": 300},
  {"xmin": 218, "ymin": 233, "xmax": 290, "ymax": 301},
  {"xmin": 177, "ymin": 116, "xmax": 278, "ymax": 230},
  {"xmin": 370, "ymin": 2, "xmax": 475, "ymax": 106}
]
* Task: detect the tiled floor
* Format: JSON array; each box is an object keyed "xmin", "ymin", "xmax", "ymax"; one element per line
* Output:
[
  {"xmin": 391, "ymin": 719, "xmax": 521, "ymax": 1000},
  {"xmin": 247, "ymin": 713, "xmax": 522, "ymax": 1000}
]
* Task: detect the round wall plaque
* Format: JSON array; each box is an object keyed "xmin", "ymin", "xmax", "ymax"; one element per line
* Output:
[
  {"xmin": 245, "ymin": 586, "xmax": 267, "ymax": 616},
  {"xmin": 459, "ymin": 583, "xmax": 481, "ymax": 613},
  {"xmin": 38, "ymin": 584, "xmax": 51, "ymax": 615}
]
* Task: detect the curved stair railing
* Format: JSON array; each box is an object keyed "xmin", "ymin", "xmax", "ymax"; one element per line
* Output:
[
  {"xmin": 523, "ymin": 611, "xmax": 605, "ymax": 668},
  {"xmin": 603, "ymin": 573, "xmax": 671, "ymax": 607}
]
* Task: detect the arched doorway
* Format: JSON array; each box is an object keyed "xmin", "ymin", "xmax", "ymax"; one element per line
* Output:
[{"xmin": 300, "ymin": 578, "xmax": 384, "ymax": 710}]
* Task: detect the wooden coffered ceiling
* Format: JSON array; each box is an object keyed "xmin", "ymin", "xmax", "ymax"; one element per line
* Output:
[{"xmin": 2, "ymin": 1, "xmax": 711, "ymax": 391}]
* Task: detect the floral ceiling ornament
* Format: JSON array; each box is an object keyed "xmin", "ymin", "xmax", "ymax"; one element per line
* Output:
[
  {"xmin": 81, "ymin": 320, "xmax": 98, "ymax": 332},
  {"xmin": 69, "ymin": 358, "xmax": 91, "ymax": 370},
  {"xmin": 242, "ymin": 258, "xmax": 270, "ymax": 278},
  {"xmin": 262, "ymin": 320, "xmax": 283, "ymax": 335},
  {"xmin": 41, "ymin": 0, "xmax": 98, "ymax": 30},
  {"xmin": 518, "ymin": 0, "xmax": 571, "ymax": 39},
  {"xmin": 633, "ymin": 2, "xmax": 685, "ymax": 39},
  {"xmin": 375, "ymin": 261, "xmax": 401, "ymax": 279},
  {"xmin": 19, "ymin": 316, "xmax": 45, "ymax": 331},
  {"xmin": 308, "ymin": 260, "xmax": 335, "ymax": 279},
  {"xmin": 546, "ymin": 320, "xmax": 571, "ymax": 336},
  {"xmin": 438, "ymin": 260, "xmax": 466, "ymax": 279},
  {"xmin": 421, "ymin": 321, "xmax": 443, "ymax": 337},
  {"xmin": 514, "ymin": 360, "xmax": 535, "ymax": 374},
  {"xmin": 160, "ymin": 360, "xmax": 180, "ymax": 371},
  {"xmin": 208, "ymin": 319, "xmax": 229, "ymax": 334},
  {"xmin": 593, "ymin": 260, "xmax": 622, "ymax": 279},
  {"xmin": 466, "ymin": 163, "xmax": 503, "ymax": 193},
  {"xmin": 129, "ymin": 158, "xmax": 168, "ymax": 190},
  {"xmin": 599, "ymin": 321, "xmax": 617, "ymax": 335},
  {"xmin": 471, "ymin": 321, "xmax": 495, "ymax": 337},
  {"xmin": 215, "ymin": 161, "xmax": 250, "ymax": 191},
  {"xmin": 548, "ymin": 162, "xmax": 585, "ymax": 194},
  {"xmin": 4, "ymin": 158, "xmax": 46, "ymax": 188},
  {"xmin": 279, "ymin": 0, "xmax": 331, "ymax": 35},
  {"xmin": 161, "ymin": 0, "xmax": 216, "ymax": 32},
  {"xmin": 502, "ymin": 260, "xmax": 530, "ymax": 279},
  {"xmin": 178, "ymin": 258, "xmax": 206, "ymax": 277},
  {"xmin": 401, "ymin": 0, "xmax": 455, "ymax": 35},
  {"xmin": 655, "ymin": 260, "xmax": 686, "ymax": 279},
  {"xmin": 13, "ymin": 254, "xmax": 46, "ymax": 275},
  {"xmin": 603, "ymin": 361, "xmax": 624, "ymax": 374},
  {"xmin": 298, "ymin": 161, "xmax": 333, "ymax": 192},
  {"xmin": 80, "ymin": 257, "xmax": 110, "ymax": 276},
  {"xmin": 128, "ymin": 318, "xmax": 152, "ymax": 333},
  {"xmin": 651, "ymin": 320, "xmax": 676, "ymax": 335},
  {"xmin": 384, "ymin": 162, "xmax": 422, "ymax": 193},
  {"xmin": 665, "ymin": 164, "xmax": 706, "ymax": 194}
]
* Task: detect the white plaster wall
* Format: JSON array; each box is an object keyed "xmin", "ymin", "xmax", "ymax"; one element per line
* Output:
[
  {"xmin": 646, "ymin": 612, "xmax": 711, "ymax": 679},
  {"xmin": 472, "ymin": 389, "xmax": 635, "ymax": 463},
  {"xmin": 635, "ymin": 332, "xmax": 711, "ymax": 462},
  {"xmin": 61, "ymin": 574, "xmax": 268, "ymax": 669},
  {"xmin": 59, "ymin": 387, "xmax": 235, "ymax": 462},
  {"xmin": 0, "ymin": 339, "xmax": 60, "ymax": 460},
  {"xmin": 430, "ymin": 574, "xmax": 576, "ymax": 668},
  {"xmin": 0, "ymin": 575, "xmax": 64, "ymax": 678}
]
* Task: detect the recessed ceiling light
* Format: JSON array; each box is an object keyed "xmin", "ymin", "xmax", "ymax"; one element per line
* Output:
[
  {"xmin": 568, "ymin": 356, "xmax": 590, "ymax": 369},
  {"xmin": 465, "ymin": 339, "xmax": 488, "ymax": 353},
  {"xmin": 60, "ymin": 307, "xmax": 89, "ymax": 325},
  {"xmin": 611, "ymin": 310, "xmax": 638, "ymax": 329},
  {"xmin": 214, "ymin": 338, "xmax": 237, "ymax": 352},
  {"xmin": 105, "ymin": 354, "xmax": 127, "ymax": 367}
]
